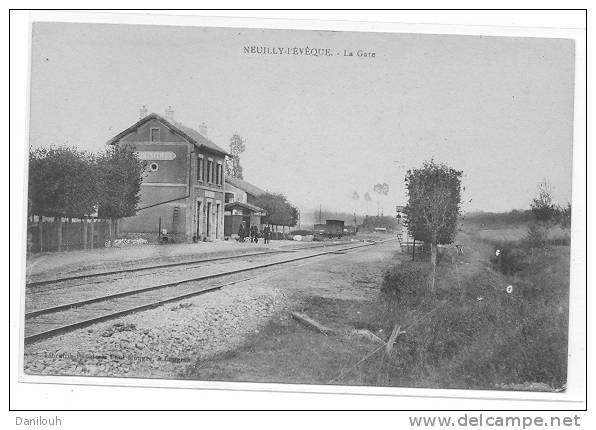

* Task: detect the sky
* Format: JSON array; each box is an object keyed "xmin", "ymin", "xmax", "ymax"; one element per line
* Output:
[{"xmin": 29, "ymin": 22, "xmax": 575, "ymax": 215}]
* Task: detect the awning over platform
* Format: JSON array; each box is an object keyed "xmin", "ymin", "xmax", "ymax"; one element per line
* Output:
[{"xmin": 224, "ymin": 201, "xmax": 266, "ymax": 216}]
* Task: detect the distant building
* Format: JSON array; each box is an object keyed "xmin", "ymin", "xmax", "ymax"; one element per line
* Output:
[
  {"xmin": 225, "ymin": 177, "xmax": 266, "ymax": 205},
  {"xmin": 223, "ymin": 177, "xmax": 267, "ymax": 238},
  {"xmin": 107, "ymin": 107, "xmax": 230, "ymax": 242}
]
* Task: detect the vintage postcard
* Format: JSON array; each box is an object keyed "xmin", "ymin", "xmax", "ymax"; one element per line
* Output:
[{"xmin": 18, "ymin": 14, "xmax": 584, "ymax": 405}]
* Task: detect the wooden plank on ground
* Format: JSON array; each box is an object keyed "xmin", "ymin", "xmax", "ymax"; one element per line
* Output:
[
  {"xmin": 351, "ymin": 329, "xmax": 385, "ymax": 344},
  {"xmin": 291, "ymin": 311, "xmax": 335, "ymax": 335},
  {"xmin": 385, "ymin": 324, "xmax": 406, "ymax": 356}
]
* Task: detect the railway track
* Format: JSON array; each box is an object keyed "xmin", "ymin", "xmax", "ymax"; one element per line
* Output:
[
  {"xmin": 25, "ymin": 240, "xmax": 355, "ymax": 288},
  {"xmin": 24, "ymin": 239, "xmax": 394, "ymax": 345}
]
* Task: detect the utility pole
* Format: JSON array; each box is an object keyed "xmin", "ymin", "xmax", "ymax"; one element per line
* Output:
[{"xmin": 319, "ymin": 204, "xmax": 322, "ymax": 224}]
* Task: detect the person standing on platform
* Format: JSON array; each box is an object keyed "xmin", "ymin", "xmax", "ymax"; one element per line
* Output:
[
  {"xmin": 238, "ymin": 221, "xmax": 247, "ymax": 242},
  {"xmin": 263, "ymin": 225, "xmax": 271, "ymax": 244}
]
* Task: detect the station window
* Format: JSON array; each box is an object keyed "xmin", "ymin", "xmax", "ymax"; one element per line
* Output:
[
  {"xmin": 207, "ymin": 160, "xmax": 213, "ymax": 183},
  {"xmin": 216, "ymin": 164, "xmax": 221, "ymax": 185},
  {"xmin": 197, "ymin": 155, "xmax": 204, "ymax": 181},
  {"xmin": 150, "ymin": 127, "xmax": 160, "ymax": 142}
]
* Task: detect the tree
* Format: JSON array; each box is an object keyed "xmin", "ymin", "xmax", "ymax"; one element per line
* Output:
[
  {"xmin": 254, "ymin": 192, "xmax": 298, "ymax": 228},
  {"xmin": 28, "ymin": 146, "xmax": 98, "ymax": 219},
  {"xmin": 225, "ymin": 133, "xmax": 245, "ymax": 179},
  {"xmin": 404, "ymin": 160, "xmax": 463, "ymax": 293},
  {"xmin": 530, "ymin": 179, "xmax": 558, "ymax": 224},
  {"xmin": 96, "ymin": 145, "xmax": 147, "ymax": 243},
  {"xmin": 288, "ymin": 205, "xmax": 299, "ymax": 228},
  {"xmin": 527, "ymin": 180, "xmax": 569, "ymax": 248}
]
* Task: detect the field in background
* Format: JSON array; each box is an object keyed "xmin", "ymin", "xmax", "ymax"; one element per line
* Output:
[{"xmin": 467, "ymin": 223, "xmax": 569, "ymax": 243}]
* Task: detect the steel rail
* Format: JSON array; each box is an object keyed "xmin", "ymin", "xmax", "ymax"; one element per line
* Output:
[
  {"xmin": 24, "ymin": 240, "xmax": 390, "ymax": 344},
  {"xmin": 25, "ymin": 239, "xmax": 358, "ymax": 288},
  {"xmin": 25, "ymin": 241, "xmax": 376, "ymax": 319},
  {"xmin": 25, "ymin": 249, "xmax": 285, "ymax": 288},
  {"xmin": 24, "ymin": 277, "xmax": 254, "ymax": 345}
]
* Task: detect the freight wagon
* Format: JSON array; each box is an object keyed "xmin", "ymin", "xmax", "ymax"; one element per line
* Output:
[{"xmin": 313, "ymin": 219, "xmax": 345, "ymax": 239}]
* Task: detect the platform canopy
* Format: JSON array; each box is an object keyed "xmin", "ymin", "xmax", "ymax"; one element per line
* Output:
[{"xmin": 224, "ymin": 201, "xmax": 266, "ymax": 216}]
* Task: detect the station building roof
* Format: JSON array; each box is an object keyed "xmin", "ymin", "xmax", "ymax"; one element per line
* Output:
[
  {"xmin": 225, "ymin": 177, "xmax": 266, "ymax": 197},
  {"xmin": 106, "ymin": 113, "xmax": 230, "ymax": 157}
]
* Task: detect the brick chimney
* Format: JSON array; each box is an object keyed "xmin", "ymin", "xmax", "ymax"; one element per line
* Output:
[
  {"xmin": 139, "ymin": 105, "xmax": 148, "ymax": 119},
  {"xmin": 199, "ymin": 122, "xmax": 208, "ymax": 136},
  {"xmin": 164, "ymin": 106, "xmax": 175, "ymax": 122}
]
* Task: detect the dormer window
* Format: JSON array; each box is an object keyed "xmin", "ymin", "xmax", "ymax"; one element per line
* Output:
[{"xmin": 150, "ymin": 127, "xmax": 160, "ymax": 142}]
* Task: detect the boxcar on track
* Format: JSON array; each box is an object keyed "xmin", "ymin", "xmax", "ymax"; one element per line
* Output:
[{"xmin": 314, "ymin": 219, "xmax": 345, "ymax": 239}]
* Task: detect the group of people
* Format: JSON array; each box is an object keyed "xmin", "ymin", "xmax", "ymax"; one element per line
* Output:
[{"xmin": 238, "ymin": 221, "xmax": 271, "ymax": 244}]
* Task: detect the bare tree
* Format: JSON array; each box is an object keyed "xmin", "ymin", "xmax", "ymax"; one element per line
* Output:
[{"xmin": 225, "ymin": 133, "xmax": 246, "ymax": 179}]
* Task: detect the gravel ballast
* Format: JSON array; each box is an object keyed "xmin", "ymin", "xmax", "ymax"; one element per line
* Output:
[{"xmin": 24, "ymin": 279, "xmax": 290, "ymax": 378}]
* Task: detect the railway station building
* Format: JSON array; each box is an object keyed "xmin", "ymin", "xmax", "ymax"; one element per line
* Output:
[
  {"xmin": 107, "ymin": 107, "xmax": 230, "ymax": 242},
  {"xmin": 223, "ymin": 177, "xmax": 267, "ymax": 238},
  {"xmin": 225, "ymin": 177, "xmax": 266, "ymax": 205}
]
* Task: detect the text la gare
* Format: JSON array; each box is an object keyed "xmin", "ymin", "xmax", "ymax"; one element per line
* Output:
[{"xmin": 344, "ymin": 49, "xmax": 376, "ymax": 58}]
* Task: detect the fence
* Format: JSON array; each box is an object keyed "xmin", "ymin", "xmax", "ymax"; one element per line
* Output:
[{"xmin": 27, "ymin": 219, "xmax": 109, "ymax": 253}]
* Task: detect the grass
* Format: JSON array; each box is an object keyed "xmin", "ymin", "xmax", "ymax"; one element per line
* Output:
[
  {"xmin": 181, "ymin": 301, "xmax": 376, "ymax": 384},
  {"xmin": 182, "ymin": 224, "xmax": 570, "ymax": 391},
  {"xmin": 468, "ymin": 222, "xmax": 570, "ymax": 244}
]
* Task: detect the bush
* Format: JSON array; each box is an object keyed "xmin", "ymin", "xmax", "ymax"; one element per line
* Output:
[
  {"xmin": 387, "ymin": 283, "xmax": 568, "ymax": 389},
  {"xmin": 525, "ymin": 223, "xmax": 548, "ymax": 248},
  {"xmin": 435, "ymin": 300, "xmax": 568, "ymax": 389},
  {"xmin": 365, "ymin": 225, "xmax": 569, "ymax": 390},
  {"xmin": 381, "ymin": 264, "xmax": 428, "ymax": 306},
  {"xmin": 490, "ymin": 241, "xmax": 529, "ymax": 275}
]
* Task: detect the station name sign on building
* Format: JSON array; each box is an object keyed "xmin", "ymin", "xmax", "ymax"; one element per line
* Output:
[{"xmin": 136, "ymin": 151, "xmax": 177, "ymax": 161}]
